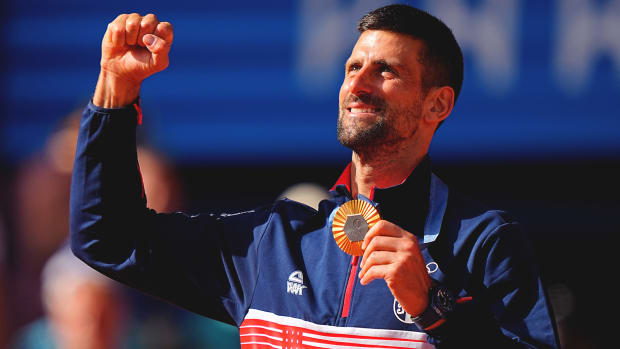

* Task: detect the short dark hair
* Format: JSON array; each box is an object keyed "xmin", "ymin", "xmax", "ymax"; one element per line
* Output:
[{"xmin": 358, "ymin": 4, "xmax": 464, "ymax": 102}]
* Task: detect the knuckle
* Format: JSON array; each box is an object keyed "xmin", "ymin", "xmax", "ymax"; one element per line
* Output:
[
  {"xmin": 160, "ymin": 21, "xmax": 174, "ymax": 35},
  {"xmin": 398, "ymin": 252, "xmax": 411, "ymax": 264},
  {"xmin": 126, "ymin": 20, "xmax": 139, "ymax": 30},
  {"xmin": 402, "ymin": 239, "xmax": 415, "ymax": 251},
  {"xmin": 365, "ymin": 252, "xmax": 375, "ymax": 265},
  {"xmin": 109, "ymin": 23, "xmax": 121, "ymax": 34},
  {"xmin": 142, "ymin": 15, "xmax": 157, "ymax": 27},
  {"xmin": 366, "ymin": 238, "xmax": 377, "ymax": 251},
  {"xmin": 375, "ymin": 220, "xmax": 386, "ymax": 230},
  {"xmin": 386, "ymin": 276, "xmax": 396, "ymax": 288},
  {"xmin": 375, "ymin": 235, "xmax": 387, "ymax": 245}
]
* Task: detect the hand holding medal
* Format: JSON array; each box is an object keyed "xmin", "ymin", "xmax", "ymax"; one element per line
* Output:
[
  {"xmin": 331, "ymin": 200, "xmax": 381, "ymax": 256},
  {"xmin": 333, "ymin": 200, "xmax": 432, "ymax": 317}
]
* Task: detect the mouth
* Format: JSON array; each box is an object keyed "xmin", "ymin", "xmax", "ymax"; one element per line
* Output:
[
  {"xmin": 348, "ymin": 107, "xmax": 379, "ymax": 113},
  {"xmin": 342, "ymin": 94, "xmax": 385, "ymax": 117},
  {"xmin": 345, "ymin": 104, "xmax": 382, "ymax": 116}
]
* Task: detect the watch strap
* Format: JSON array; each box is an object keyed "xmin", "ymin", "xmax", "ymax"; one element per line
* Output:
[
  {"xmin": 412, "ymin": 301, "xmax": 445, "ymax": 330},
  {"xmin": 412, "ymin": 287, "xmax": 454, "ymax": 330}
]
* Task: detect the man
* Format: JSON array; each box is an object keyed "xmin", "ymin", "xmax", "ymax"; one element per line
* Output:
[{"xmin": 70, "ymin": 4, "xmax": 558, "ymax": 348}]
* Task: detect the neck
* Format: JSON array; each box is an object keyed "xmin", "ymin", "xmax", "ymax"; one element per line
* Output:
[{"xmin": 350, "ymin": 149, "xmax": 427, "ymax": 198}]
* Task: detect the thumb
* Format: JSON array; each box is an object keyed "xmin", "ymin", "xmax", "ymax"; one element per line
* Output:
[{"xmin": 143, "ymin": 34, "xmax": 168, "ymax": 54}]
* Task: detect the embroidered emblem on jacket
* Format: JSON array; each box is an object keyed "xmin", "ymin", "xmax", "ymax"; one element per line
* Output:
[
  {"xmin": 287, "ymin": 270, "xmax": 307, "ymax": 296},
  {"xmin": 393, "ymin": 299, "xmax": 414, "ymax": 324},
  {"xmin": 426, "ymin": 262, "xmax": 439, "ymax": 274}
]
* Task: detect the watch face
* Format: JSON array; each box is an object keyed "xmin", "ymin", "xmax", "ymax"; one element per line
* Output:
[{"xmin": 435, "ymin": 288, "xmax": 455, "ymax": 313}]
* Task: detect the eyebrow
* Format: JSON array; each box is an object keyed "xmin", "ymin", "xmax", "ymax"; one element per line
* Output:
[
  {"xmin": 345, "ymin": 58, "xmax": 406, "ymax": 72},
  {"xmin": 374, "ymin": 59, "xmax": 405, "ymax": 73},
  {"xmin": 344, "ymin": 58, "xmax": 358, "ymax": 68}
]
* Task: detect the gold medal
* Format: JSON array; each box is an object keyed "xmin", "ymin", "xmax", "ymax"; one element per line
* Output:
[{"xmin": 332, "ymin": 200, "xmax": 381, "ymax": 256}]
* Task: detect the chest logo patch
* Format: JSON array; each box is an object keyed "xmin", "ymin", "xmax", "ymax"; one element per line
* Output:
[
  {"xmin": 287, "ymin": 270, "xmax": 307, "ymax": 296},
  {"xmin": 426, "ymin": 262, "xmax": 439, "ymax": 274},
  {"xmin": 393, "ymin": 299, "xmax": 415, "ymax": 324}
]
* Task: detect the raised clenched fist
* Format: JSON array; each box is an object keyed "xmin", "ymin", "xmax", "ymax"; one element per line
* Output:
[{"xmin": 94, "ymin": 13, "xmax": 173, "ymax": 108}]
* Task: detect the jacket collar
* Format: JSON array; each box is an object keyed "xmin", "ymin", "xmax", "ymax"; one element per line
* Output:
[{"xmin": 330, "ymin": 157, "xmax": 448, "ymax": 244}]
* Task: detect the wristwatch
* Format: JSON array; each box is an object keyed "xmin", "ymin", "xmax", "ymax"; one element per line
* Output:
[{"xmin": 412, "ymin": 286, "xmax": 455, "ymax": 330}]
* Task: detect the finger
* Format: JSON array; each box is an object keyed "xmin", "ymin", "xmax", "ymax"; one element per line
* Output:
[
  {"xmin": 138, "ymin": 13, "xmax": 158, "ymax": 47},
  {"xmin": 142, "ymin": 34, "xmax": 169, "ymax": 55},
  {"xmin": 107, "ymin": 14, "xmax": 128, "ymax": 47},
  {"xmin": 154, "ymin": 21, "xmax": 174, "ymax": 45},
  {"xmin": 146, "ymin": 22, "xmax": 173, "ymax": 68},
  {"xmin": 143, "ymin": 34, "xmax": 170, "ymax": 71},
  {"xmin": 361, "ymin": 238, "xmax": 400, "ymax": 268},
  {"xmin": 125, "ymin": 13, "xmax": 141, "ymax": 45},
  {"xmin": 143, "ymin": 34, "xmax": 166, "ymax": 54},
  {"xmin": 362, "ymin": 235, "xmax": 402, "ymax": 261},
  {"xmin": 359, "ymin": 264, "xmax": 390, "ymax": 285},
  {"xmin": 361, "ymin": 235, "xmax": 404, "ymax": 276},
  {"xmin": 362, "ymin": 220, "xmax": 403, "ymax": 250},
  {"xmin": 359, "ymin": 250, "xmax": 394, "ymax": 279}
]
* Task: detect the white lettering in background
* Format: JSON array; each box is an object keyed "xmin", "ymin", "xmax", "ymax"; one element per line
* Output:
[
  {"xmin": 296, "ymin": 0, "xmax": 520, "ymax": 96},
  {"xmin": 427, "ymin": 0, "xmax": 521, "ymax": 95},
  {"xmin": 554, "ymin": 0, "xmax": 620, "ymax": 94},
  {"xmin": 295, "ymin": 0, "xmax": 390, "ymax": 95},
  {"xmin": 295, "ymin": 0, "xmax": 620, "ymax": 98}
]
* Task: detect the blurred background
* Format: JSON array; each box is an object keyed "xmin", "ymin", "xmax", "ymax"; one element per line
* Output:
[{"xmin": 0, "ymin": 0, "xmax": 618, "ymax": 348}]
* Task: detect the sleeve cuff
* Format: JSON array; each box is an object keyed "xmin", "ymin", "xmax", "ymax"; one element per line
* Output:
[{"xmin": 87, "ymin": 97, "xmax": 142, "ymax": 125}]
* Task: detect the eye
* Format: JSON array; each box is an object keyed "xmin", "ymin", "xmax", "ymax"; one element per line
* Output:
[
  {"xmin": 378, "ymin": 62, "xmax": 396, "ymax": 76},
  {"xmin": 347, "ymin": 63, "xmax": 361, "ymax": 74}
]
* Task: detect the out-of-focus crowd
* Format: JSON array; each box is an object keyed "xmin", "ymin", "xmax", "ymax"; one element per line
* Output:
[{"xmin": 0, "ymin": 109, "xmax": 242, "ymax": 349}]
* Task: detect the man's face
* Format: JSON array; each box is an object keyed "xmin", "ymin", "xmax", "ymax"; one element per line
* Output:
[{"xmin": 338, "ymin": 30, "xmax": 427, "ymax": 154}]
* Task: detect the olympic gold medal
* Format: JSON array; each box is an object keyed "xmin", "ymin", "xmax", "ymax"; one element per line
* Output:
[{"xmin": 332, "ymin": 200, "xmax": 381, "ymax": 256}]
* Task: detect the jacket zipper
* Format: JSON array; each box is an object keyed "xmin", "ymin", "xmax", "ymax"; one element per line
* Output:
[
  {"xmin": 340, "ymin": 255, "xmax": 359, "ymax": 318},
  {"xmin": 340, "ymin": 188, "xmax": 374, "ymax": 318}
]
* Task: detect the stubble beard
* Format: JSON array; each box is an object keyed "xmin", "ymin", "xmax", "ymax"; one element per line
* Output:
[{"xmin": 337, "ymin": 100, "xmax": 421, "ymax": 160}]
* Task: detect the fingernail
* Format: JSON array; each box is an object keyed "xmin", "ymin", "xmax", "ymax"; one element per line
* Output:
[{"xmin": 143, "ymin": 34, "xmax": 155, "ymax": 46}]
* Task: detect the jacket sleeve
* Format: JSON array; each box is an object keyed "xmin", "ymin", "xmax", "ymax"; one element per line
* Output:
[
  {"xmin": 69, "ymin": 101, "xmax": 271, "ymax": 326},
  {"xmin": 428, "ymin": 222, "xmax": 559, "ymax": 348}
]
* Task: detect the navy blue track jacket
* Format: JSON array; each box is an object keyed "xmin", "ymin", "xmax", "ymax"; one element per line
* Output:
[{"xmin": 70, "ymin": 101, "xmax": 559, "ymax": 348}]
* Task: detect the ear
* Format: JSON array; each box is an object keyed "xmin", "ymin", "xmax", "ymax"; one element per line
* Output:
[{"xmin": 423, "ymin": 86, "xmax": 455, "ymax": 125}]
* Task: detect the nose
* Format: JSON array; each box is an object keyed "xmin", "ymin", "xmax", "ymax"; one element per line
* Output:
[{"xmin": 346, "ymin": 66, "xmax": 374, "ymax": 96}]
